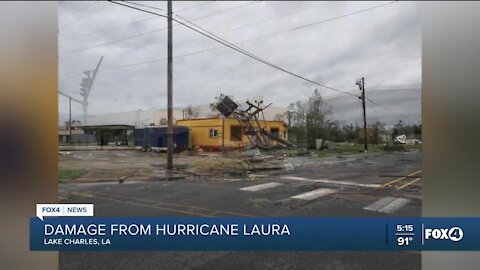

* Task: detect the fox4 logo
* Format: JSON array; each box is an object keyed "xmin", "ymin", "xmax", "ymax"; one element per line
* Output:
[{"xmin": 424, "ymin": 227, "xmax": 464, "ymax": 242}]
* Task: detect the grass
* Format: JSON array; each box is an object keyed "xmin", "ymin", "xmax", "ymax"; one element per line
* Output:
[
  {"xmin": 59, "ymin": 169, "xmax": 88, "ymax": 182},
  {"xmin": 59, "ymin": 192, "xmax": 84, "ymax": 203},
  {"xmin": 189, "ymin": 158, "xmax": 248, "ymax": 175},
  {"xmin": 298, "ymin": 142, "xmax": 421, "ymax": 158},
  {"xmin": 310, "ymin": 143, "xmax": 367, "ymax": 157}
]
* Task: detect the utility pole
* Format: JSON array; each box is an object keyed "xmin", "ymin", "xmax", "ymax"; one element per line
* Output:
[
  {"xmin": 166, "ymin": 0, "xmax": 173, "ymax": 173},
  {"xmin": 222, "ymin": 116, "xmax": 225, "ymax": 155},
  {"xmin": 287, "ymin": 110, "xmax": 291, "ymax": 127},
  {"xmin": 356, "ymin": 77, "xmax": 368, "ymax": 152},
  {"xmin": 69, "ymin": 97, "xmax": 72, "ymax": 144}
]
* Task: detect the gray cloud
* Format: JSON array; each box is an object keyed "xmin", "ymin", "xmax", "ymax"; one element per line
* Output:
[{"xmin": 58, "ymin": 1, "xmax": 421, "ymax": 125}]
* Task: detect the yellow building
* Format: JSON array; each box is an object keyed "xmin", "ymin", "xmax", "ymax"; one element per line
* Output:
[{"xmin": 176, "ymin": 117, "xmax": 288, "ymax": 150}]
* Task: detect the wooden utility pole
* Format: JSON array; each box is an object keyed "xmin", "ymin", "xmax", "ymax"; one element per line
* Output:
[
  {"xmin": 222, "ymin": 116, "xmax": 225, "ymax": 155},
  {"xmin": 360, "ymin": 77, "xmax": 368, "ymax": 152},
  {"xmin": 167, "ymin": 0, "xmax": 173, "ymax": 172},
  {"xmin": 69, "ymin": 97, "xmax": 72, "ymax": 144}
]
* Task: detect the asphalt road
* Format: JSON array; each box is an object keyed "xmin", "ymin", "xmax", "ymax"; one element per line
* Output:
[{"xmin": 59, "ymin": 150, "xmax": 422, "ymax": 270}]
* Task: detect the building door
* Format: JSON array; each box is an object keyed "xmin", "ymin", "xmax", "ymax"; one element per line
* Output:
[
  {"xmin": 231, "ymin": 126, "xmax": 243, "ymax": 141},
  {"xmin": 157, "ymin": 136, "xmax": 164, "ymax": 148},
  {"xmin": 270, "ymin": 127, "xmax": 280, "ymax": 138}
]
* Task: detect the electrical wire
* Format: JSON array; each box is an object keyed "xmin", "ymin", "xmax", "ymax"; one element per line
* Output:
[
  {"xmin": 220, "ymin": 1, "xmax": 399, "ymax": 47},
  {"xmin": 60, "ymin": 1, "xmax": 257, "ymax": 55},
  {"xmin": 366, "ymin": 98, "xmax": 412, "ymax": 121},
  {"xmin": 59, "ymin": 2, "xmax": 109, "ymax": 29},
  {"xmin": 108, "ymin": 1, "xmax": 359, "ymax": 98},
  {"xmin": 172, "ymin": 1, "xmax": 335, "ymax": 46},
  {"xmin": 99, "ymin": 1, "xmax": 397, "ymax": 78},
  {"xmin": 369, "ymin": 99, "xmax": 381, "ymax": 124},
  {"xmin": 59, "ymin": 1, "xmax": 216, "ymax": 43},
  {"xmin": 59, "ymin": 1, "xmax": 99, "ymax": 24},
  {"xmin": 175, "ymin": 1, "xmax": 216, "ymax": 13},
  {"xmin": 62, "ymin": 1, "xmax": 410, "ymax": 121},
  {"xmin": 101, "ymin": 46, "xmax": 226, "ymax": 70},
  {"xmin": 123, "ymin": 1, "xmax": 166, "ymax": 12},
  {"xmin": 60, "ymin": 15, "xmax": 159, "ymax": 43},
  {"xmin": 103, "ymin": 1, "xmax": 331, "ymax": 66}
]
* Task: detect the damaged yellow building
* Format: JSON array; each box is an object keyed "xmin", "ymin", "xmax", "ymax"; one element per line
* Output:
[{"xmin": 176, "ymin": 117, "xmax": 288, "ymax": 151}]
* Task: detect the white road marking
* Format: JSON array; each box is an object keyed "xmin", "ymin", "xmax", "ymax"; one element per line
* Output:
[
  {"xmin": 363, "ymin": 196, "xmax": 411, "ymax": 214},
  {"xmin": 281, "ymin": 176, "xmax": 381, "ymax": 188},
  {"xmin": 283, "ymin": 176, "xmax": 308, "ymax": 181},
  {"xmin": 291, "ymin": 188, "xmax": 338, "ymax": 201},
  {"xmin": 240, "ymin": 182, "xmax": 283, "ymax": 192}
]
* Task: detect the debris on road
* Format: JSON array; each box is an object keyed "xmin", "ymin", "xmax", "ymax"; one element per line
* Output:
[{"xmin": 394, "ymin": 135, "xmax": 407, "ymax": 144}]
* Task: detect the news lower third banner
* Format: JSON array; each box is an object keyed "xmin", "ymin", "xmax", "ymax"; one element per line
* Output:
[{"xmin": 30, "ymin": 216, "xmax": 480, "ymax": 251}]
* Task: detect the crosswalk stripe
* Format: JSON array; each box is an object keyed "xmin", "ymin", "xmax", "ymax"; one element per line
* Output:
[
  {"xmin": 363, "ymin": 196, "xmax": 410, "ymax": 214},
  {"xmin": 281, "ymin": 176, "xmax": 380, "ymax": 188},
  {"xmin": 291, "ymin": 188, "xmax": 337, "ymax": 201},
  {"xmin": 282, "ymin": 176, "xmax": 308, "ymax": 180},
  {"xmin": 240, "ymin": 182, "xmax": 283, "ymax": 192}
]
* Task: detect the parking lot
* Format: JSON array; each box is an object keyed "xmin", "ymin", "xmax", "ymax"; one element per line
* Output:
[{"xmin": 59, "ymin": 149, "xmax": 421, "ymax": 270}]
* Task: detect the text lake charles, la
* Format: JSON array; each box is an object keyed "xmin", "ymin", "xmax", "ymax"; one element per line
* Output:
[{"xmin": 43, "ymin": 223, "xmax": 292, "ymax": 237}]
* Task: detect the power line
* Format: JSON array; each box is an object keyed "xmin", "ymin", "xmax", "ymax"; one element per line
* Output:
[
  {"xmin": 101, "ymin": 1, "xmax": 397, "ymax": 73},
  {"xmin": 369, "ymin": 99, "xmax": 381, "ymax": 123},
  {"xmin": 282, "ymin": 1, "xmax": 397, "ymax": 33},
  {"xmin": 101, "ymin": 45, "xmax": 229, "ymax": 70},
  {"xmin": 186, "ymin": 1, "xmax": 336, "ymax": 42},
  {"xmin": 175, "ymin": 1, "xmax": 258, "ymax": 21},
  {"xmin": 221, "ymin": 1, "xmax": 399, "ymax": 47},
  {"xmin": 59, "ymin": 1, "xmax": 216, "ymax": 43},
  {"xmin": 123, "ymin": 0, "xmax": 216, "ymax": 13},
  {"xmin": 60, "ymin": 15, "xmax": 159, "ymax": 43},
  {"xmin": 169, "ymin": 3, "xmax": 400, "ymax": 101},
  {"xmin": 106, "ymin": 1, "xmax": 335, "ymax": 66},
  {"xmin": 156, "ymin": 1, "xmax": 337, "ymax": 58},
  {"xmin": 109, "ymin": 1, "xmax": 359, "ymax": 98},
  {"xmin": 59, "ymin": 1, "xmax": 99, "ymax": 23},
  {"xmin": 123, "ymin": 1, "xmax": 166, "ymax": 12},
  {"xmin": 65, "ymin": 1, "xmax": 405, "ymax": 112},
  {"xmin": 175, "ymin": 1, "xmax": 216, "ymax": 13},
  {"xmin": 103, "ymin": 1, "xmax": 259, "ymax": 65},
  {"xmin": 366, "ymin": 98, "xmax": 412, "ymax": 120},
  {"xmin": 100, "ymin": 2, "xmax": 412, "ymax": 118},
  {"xmin": 61, "ymin": 28, "xmax": 164, "ymax": 55},
  {"xmin": 59, "ymin": 2, "xmax": 109, "ymax": 30},
  {"xmin": 104, "ymin": 2, "xmax": 331, "ymax": 66},
  {"xmin": 60, "ymin": 1, "xmax": 257, "ymax": 55}
]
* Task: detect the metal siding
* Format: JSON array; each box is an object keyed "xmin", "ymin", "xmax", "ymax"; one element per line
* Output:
[{"xmin": 134, "ymin": 126, "xmax": 190, "ymax": 151}]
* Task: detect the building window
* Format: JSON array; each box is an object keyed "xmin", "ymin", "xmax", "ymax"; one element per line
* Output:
[
  {"xmin": 231, "ymin": 126, "xmax": 243, "ymax": 141},
  {"xmin": 270, "ymin": 127, "xmax": 280, "ymax": 138},
  {"xmin": 209, "ymin": 129, "xmax": 218, "ymax": 138}
]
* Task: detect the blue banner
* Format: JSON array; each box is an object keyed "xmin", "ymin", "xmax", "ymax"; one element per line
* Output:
[{"xmin": 30, "ymin": 217, "xmax": 480, "ymax": 251}]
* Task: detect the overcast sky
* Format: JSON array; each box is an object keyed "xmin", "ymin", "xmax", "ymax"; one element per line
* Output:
[{"xmin": 58, "ymin": 1, "xmax": 421, "ymax": 125}]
